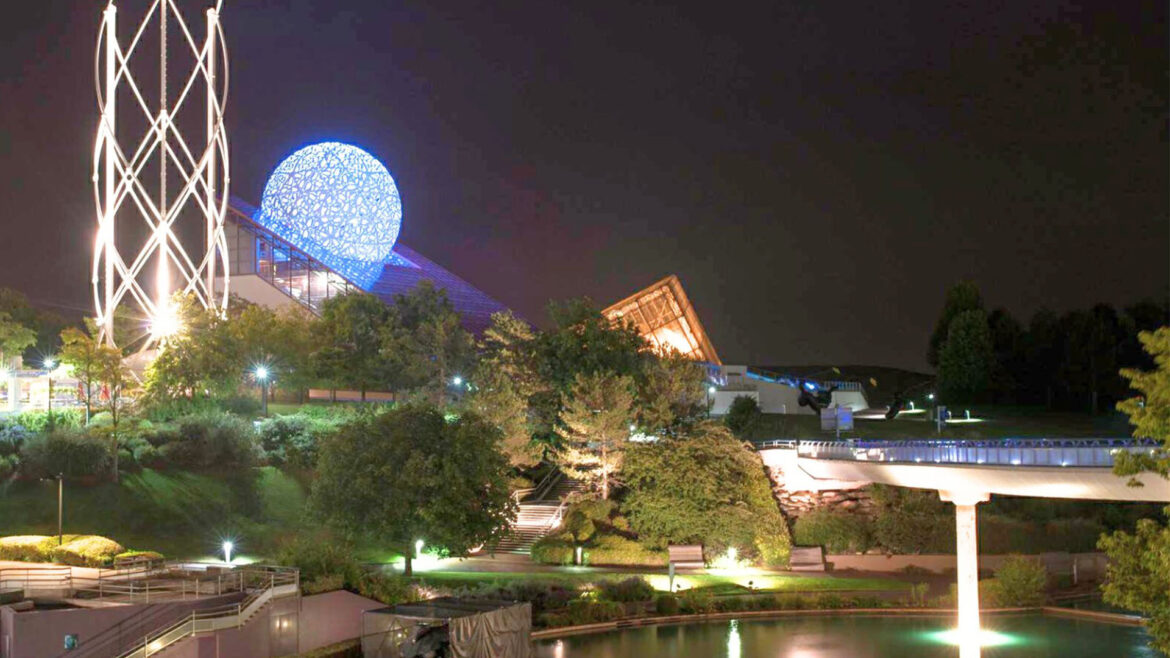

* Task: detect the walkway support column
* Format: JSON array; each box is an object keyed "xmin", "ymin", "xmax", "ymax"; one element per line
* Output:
[{"xmin": 940, "ymin": 490, "xmax": 989, "ymax": 658}]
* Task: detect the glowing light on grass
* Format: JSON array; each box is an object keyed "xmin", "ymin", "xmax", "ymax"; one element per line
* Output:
[{"xmin": 648, "ymin": 574, "xmax": 693, "ymax": 591}]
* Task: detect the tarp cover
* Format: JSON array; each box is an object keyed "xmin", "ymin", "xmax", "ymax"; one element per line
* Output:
[
  {"xmin": 362, "ymin": 598, "xmax": 531, "ymax": 658},
  {"xmin": 449, "ymin": 602, "xmax": 531, "ymax": 658}
]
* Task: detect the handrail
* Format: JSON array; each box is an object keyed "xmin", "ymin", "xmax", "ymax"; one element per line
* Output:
[
  {"xmin": 114, "ymin": 569, "xmax": 299, "ymax": 658},
  {"xmin": 512, "ymin": 464, "xmax": 560, "ymax": 503},
  {"xmin": 793, "ymin": 437, "xmax": 1160, "ymax": 468}
]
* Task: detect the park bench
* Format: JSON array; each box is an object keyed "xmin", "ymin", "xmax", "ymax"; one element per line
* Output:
[
  {"xmin": 789, "ymin": 546, "xmax": 826, "ymax": 572},
  {"xmin": 667, "ymin": 544, "xmax": 705, "ymax": 591}
]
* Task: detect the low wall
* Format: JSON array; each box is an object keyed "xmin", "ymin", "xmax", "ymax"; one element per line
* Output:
[{"xmin": 826, "ymin": 552, "xmax": 1107, "ymax": 578}]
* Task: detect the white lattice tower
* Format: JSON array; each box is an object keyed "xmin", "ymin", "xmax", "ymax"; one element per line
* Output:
[{"xmin": 92, "ymin": 0, "xmax": 230, "ymax": 350}]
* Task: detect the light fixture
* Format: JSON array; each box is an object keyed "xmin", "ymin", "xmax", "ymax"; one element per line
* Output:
[
  {"xmin": 222, "ymin": 540, "xmax": 234, "ymax": 565},
  {"xmin": 43, "ymin": 358, "xmax": 55, "ymax": 370},
  {"xmin": 255, "ymin": 366, "xmax": 269, "ymax": 381},
  {"xmin": 415, "ymin": 538, "xmax": 424, "ymax": 558},
  {"xmin": 452, "ymin": 376, "xmax": 463, "ymax": 387},
  {"xmin": 707, "ymin": 386, "xmax": 716, "ymax": 394}
]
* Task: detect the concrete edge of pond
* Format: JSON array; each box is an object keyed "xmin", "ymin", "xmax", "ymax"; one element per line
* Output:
[{"xmin": 530, "ymin": 606, "xmax": 1146, "ymax": 641}]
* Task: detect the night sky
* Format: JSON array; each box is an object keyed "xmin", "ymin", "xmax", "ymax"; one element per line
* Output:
[{"xmin": 0, "ymin": 1, "xmax": 1165, "ymax": 370}]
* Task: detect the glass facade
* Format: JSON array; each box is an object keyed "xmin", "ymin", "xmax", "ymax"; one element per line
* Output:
[
  {"xmin": 604, "ymin": 275, "xmax": 720, "ymax": 364},
  {"xmin": 225, "ymin": 207, "xmax": 358, "ymax": 313}
]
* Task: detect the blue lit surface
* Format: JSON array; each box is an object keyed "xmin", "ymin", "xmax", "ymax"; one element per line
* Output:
[{"xmin": 255, "ymin": 142, "xmax": 403, "ymax": 288}]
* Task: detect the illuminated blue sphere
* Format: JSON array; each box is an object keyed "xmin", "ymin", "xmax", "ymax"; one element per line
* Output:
[{"xmin": 256, "ymin": 142, "xmax": 402, "ymax": 288}]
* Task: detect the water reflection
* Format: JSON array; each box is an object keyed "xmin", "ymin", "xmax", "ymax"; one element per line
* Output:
[{"xmin": 533, "ymin": 614, "xmax": 1154, "ymax": 657}]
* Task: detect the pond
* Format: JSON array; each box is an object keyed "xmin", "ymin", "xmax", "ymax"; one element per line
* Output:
[{"xmin": 533, "ymin": 614, "xmax": 1158, "ymax": 657}]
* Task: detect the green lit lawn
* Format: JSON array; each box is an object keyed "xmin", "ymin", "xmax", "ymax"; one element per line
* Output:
[
  {"xmin": 412, "ymin": 570, "xmax": 909, "ymax": 594},
  {"xmin": 0, "ymin": 466, "xmax": 309, "ymax": 559}
]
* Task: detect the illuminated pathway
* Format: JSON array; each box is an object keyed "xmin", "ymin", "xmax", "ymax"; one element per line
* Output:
[{"xmin": 757, "ymin": 438, "xmax": 1170, "ymax": 658}]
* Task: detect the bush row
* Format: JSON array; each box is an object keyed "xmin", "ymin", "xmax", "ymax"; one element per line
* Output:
[
  {"xmin": 0, "ymin": 534, "xmax": 137, "ymax": 567},
  {"xmin": 794, "ymin": 508, "xmax": 1104, "ymax": 555}
]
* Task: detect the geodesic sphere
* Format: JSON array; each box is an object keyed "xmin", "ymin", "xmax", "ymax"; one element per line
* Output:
[{"xmin": 256, "ymin": 142, "xmax": 402, "ymax": 269}]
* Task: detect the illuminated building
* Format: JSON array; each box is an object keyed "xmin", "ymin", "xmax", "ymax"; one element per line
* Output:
[
  {"xmin": 603, "ymin": 275, "xmax": 720, "ymax": 364},
  {"xmin": 221, "ymin": 142, "xmax": 509, "ymax": 333},
  {"xmin": 604, "ymin": 276, "xmax": 870, "ymax": 416}
]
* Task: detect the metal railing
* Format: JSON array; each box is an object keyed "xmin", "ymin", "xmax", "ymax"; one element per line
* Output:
[
  {"xmin": 511, "ymin": 464, "xmax": 561, "ymax": 504},
  {"xmin": 792, "ymin": 437, "xmax": 1161, "ymax": 468},
  {"xmin": 115, "ymin": 567, "xmax": 299, "ymax": 658}
]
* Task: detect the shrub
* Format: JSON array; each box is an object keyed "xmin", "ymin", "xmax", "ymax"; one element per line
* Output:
[
  {"xmin": 1043, "ymin": 518, "xmax": 1105, "ymax": 553},
  {"xmin": 19, "ymin": 428, "xmax": 111, "ymax": 478},
  {"xmin": 0, "ymin": 536, "xmax": 53, "ymax": 562},
  {"xmin": 813, "ymin": 593, "xmax": 846, "ymax": 609},
  {"xmin": 585, "ymin": 535, "xmax": 667, "ymax": 567},
  {"xmin": 257, "ymin": 414, "xmax": 331, "ymax": 469},
  {"xmin": 162, "ymin": 413, "xmax": 259, "ymax": 469},
  {"xmin": 530, "ymin": 537, "xmax": 576, "ymax": 565},
  {"xmin": 655, "ymin": 594, "xmax": 680, "ymax": 615},
  {"xmin": 114, "ymin": 550, "xmax": 165, "ymax": 564},
  {"xmin": 48, "ymin": 535, "xmax": 126, "ymax": 567},
  {"xmin": 793, "ymin": 509, "xmax": 872, "ymax": 554},
  {"xmin": 989, "ymin": 555, "xmax": 1048, "ymax": 607},
  {"xmin": 596, "ymin": 577, "xmax": 654, "ymax": 603},
  {"xmin": 0, "ymin": 454, "xmax": 17, "ymax": 479},
  {"xmin": 304, "ymin": 573, "xmax": 346, "ymax": 595},
  {"xmin": 0, "ymin": 420, "xmax": 31, "ymax": 456},
  {"xmin": 724, "ymin": 395, "xmax": 762, "ymax": 435},
  {"xmin": 679, "ymin": 588, "xmax": 714, "ymax": 614},
  {"xmin": 563, "ymin": 599, "xmax": 623, "ymax": 624},
  {"xmin": 774, "ymin": 594, "xmax": 808, "ymax": 610},
  {"xmin": 714, "ymin": 596, "xmax": 748, "ymax": 612},
  {"xmin": 488, "ymin": 580, "xmax": 577, "ymax": 615},
  {"xmin": 276, "ymin": 536, "xmax": 361, "ymax": 589},
  {"xmin": 872, "ymin": 508, "xmax": 953, "ymax": 553},
  {"xmin": 13, "ymin": 410, "xmax": 83, "ymax": 434},
  {"xmin": 354, "ymin": 572, "xmax": 417, "ymax": 605}
]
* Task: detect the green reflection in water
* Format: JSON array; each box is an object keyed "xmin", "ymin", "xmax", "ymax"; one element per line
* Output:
[{"xmin": 534, "ymin": 614, "xmax": 1157, "ymax": 658}]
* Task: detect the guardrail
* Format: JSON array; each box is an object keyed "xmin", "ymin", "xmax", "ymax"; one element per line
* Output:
[
  {"xmin": 791, "ymin": 438, "xmax": 1161, "ymax": 468},
  {"xmin": 512, "ymin": 464, "xmax": 561, "ymax": 503},
  {"xmin": 115, "ymin": 567, "xmax": 299, "ymax": 658}
]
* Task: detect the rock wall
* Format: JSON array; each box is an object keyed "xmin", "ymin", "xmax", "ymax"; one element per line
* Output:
[{"xmin": 765, "ymin": 465, "xmax": 876, "ymax": 520}]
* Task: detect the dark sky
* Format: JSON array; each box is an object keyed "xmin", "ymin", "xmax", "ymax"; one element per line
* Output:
[{"xmin": 0, "ymin": 1, "xmax": 1166, "ymax": 371}]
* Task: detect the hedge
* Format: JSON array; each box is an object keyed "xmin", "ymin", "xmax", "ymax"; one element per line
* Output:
[
  {"xmin": 793, "ymin": 509, "xmax": 873, "ymax": 554},
  {"xmin": 0, "ymin": 534, "xmax": 126, "ymax": 566}
]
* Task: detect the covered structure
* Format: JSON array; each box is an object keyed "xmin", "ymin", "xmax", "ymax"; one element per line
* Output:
[
  {"xmin": 602, "ymin": 274, "xmax": 720, "ymax": 364},
  {"xmin": 361, "ymin": 598, "xmax": 531, "ymax": 658}
]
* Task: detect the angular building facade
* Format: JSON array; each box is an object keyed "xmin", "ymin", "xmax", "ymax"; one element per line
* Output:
[{"xmin": 602, "ymin": 274, "xmax": 720, "ymax": 364}]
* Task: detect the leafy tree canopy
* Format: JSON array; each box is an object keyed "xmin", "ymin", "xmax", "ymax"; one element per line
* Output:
[{"xmin": 311, "ymin": 403, "xmax": 515, "ymax": 575}]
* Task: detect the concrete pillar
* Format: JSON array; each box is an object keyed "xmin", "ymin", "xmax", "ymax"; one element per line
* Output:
[{"xmin": 940, "ymin": 490, "xmax": 989, "ymax": 658}]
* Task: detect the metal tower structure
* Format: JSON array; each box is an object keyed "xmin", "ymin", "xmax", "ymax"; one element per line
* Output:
[{"xmin": 92, "ymin": 0, "xmax": 230, "ymax": 350}]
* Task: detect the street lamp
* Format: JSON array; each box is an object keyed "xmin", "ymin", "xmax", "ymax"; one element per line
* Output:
[
  {"xmin": 254, "ymin": 366, "xmax": 269, "ymax": 417},
  {"xmin": 53, "ymin": 473, "xmax": 63, "ymax": 546},
  {"xmin": 44, "ymin": 358, "xmax": 56, "ymax": 430}
]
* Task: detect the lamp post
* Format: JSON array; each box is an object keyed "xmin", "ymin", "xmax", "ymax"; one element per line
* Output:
[
  {"xmin": 255, "ymin": 366, "xmax": 269, "ymax": 417},
  {"xmin": 56, "ymin": 473, "xmax": 63, "ymax": 546},
  {"xmin": 44, "ymin": 358, "xmax": 56, "ymax": 430}
]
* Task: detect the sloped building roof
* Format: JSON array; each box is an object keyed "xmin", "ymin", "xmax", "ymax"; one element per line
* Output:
[{"xmin": 602, "ymin": 274, "xmax": 721, "ymax": 365}]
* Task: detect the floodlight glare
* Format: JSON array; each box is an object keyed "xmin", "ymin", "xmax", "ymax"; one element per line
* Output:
[
  {"xmin": 255, "ymin": 366, "xmax": 269, "ymax": 381},
  {"xmin": 415, "ymin": 539, "xmax": 424, "ymax": 558},
  {"xmin": 452, "ymin": 376, "xmax": 463, "ymax": 386},
  {"xmin": 222, "ymin": 540, "xmax": 234, "ymax": 565},
  {"xmin": 43, "ymin": 358, "xmax": 55, "ymax": 370},
  {"xmin": 707, "ymin": 386, "xmax": 716, "ymax": 394}
]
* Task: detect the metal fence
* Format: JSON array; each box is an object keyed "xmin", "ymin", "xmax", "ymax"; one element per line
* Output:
[{"xmin": 788, "ymin": 437, "xmax": 1161, "ymax": 468}]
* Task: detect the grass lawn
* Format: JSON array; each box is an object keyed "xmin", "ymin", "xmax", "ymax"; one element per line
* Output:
[
  {"xmin": 0, "ymin": 466, "xmax": 309, "ymax": 559},
  {"xmin": 412, "ymin": 570, "xmax": 909, "ymax": 595},
  {"xmin": 748, "ymin": 407, "xmax": 1132, "ymax": 441}
]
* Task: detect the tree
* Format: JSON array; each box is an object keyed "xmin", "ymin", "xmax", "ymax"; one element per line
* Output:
[
  {"xmin": 554, "ymin": 372, "xmax": 635, "ymax": 500},
  {"xmin": 142, "ymin": 294, "xmax": 244, "ymax": 405},
  {"xmin": 312, "ymin": 293, "xmax": 390, "ymax": 402},
  {"xmin": 95, "ymin": 344, "xmax": 133, "ymax": 482},
  {"xmin": 927, "ymin": 281, "xmax": 983, "ymax": 368},
  {"xmin": 636, "ymin": 353, "xmax": 705, "ymax": 436},
  {"xmin": 0, "ymin": 310, "xmax": 36, "ymax": 366},
  {"xmin": 937, "ymin": 309, "xmax": 993, "ymax": 404},
  {"xmin": 311, "ymin": 404, "xmax": 515, "ymax": 576},
  {"xmin": 987, "ymin": 308, "xmax": 1024, "ymax": 403},
  {"xmin": 466, "ymin": 312, "xmax": 542, "ymax": 466},
  {"xmin": 724, "ymin": 395, "xmax": 762, "ymax": 435},
  {"xmin": 1024, "ymin": 309, "xmax": 1062, "ymax": 408},
  {"xmin": 1098, "ymin": 327, "xmax": 1170, "ymax": 653},
  {"xmin": 58, "ymin": 321, "xmax": 103, "ymax": 422},
  {"xmin": 622, "ymin": 422, "xmax": 791, "ymax": 566},
  {"xmin": 390, "ymin": 282, "xmax": 474, "ymax": 405}
]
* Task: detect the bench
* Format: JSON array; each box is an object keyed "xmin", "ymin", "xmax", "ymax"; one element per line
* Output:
[
  {"xmin": 667, "ymin": 544, "xmax": 705, "ymax": 591},
  {"xmin": 789, "ymin": 546, "xmax": 825, "ymax": 572}
]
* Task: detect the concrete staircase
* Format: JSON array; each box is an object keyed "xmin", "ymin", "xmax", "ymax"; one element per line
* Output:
[{"xmin": 492, "ymin": 471, "xmax": 586, "ymax": 555}]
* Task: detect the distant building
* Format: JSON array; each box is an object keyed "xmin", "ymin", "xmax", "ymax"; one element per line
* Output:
[
  {"xmin": 603, "ymin": 276, "xmax": 870, "ymax": 416},
  {"xmin": 219, "ymin": 142, "xmax": 510, "ymax": 334}
]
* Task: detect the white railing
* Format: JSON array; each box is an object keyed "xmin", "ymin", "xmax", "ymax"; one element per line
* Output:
[
  {"xmin": 793, "ymin": 437, "xmax": 1161, "ymax": 468},
  {"xmin": 115, "ymin": 568, "xmax": 299, "ymax": 658}
]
